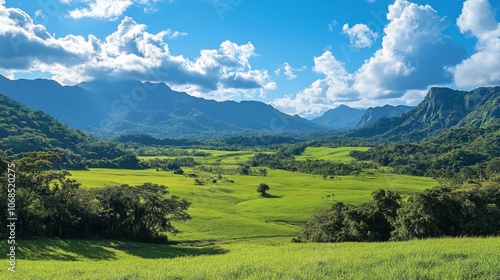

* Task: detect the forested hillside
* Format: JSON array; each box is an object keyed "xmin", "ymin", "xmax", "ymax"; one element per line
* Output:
[
  {"xmin": 0, "ymin": 93, "xmax": 139, "ymax": 169},
  {"xmin": 350, "ymin": 125, "xmax": 500, "ymax": 181}
]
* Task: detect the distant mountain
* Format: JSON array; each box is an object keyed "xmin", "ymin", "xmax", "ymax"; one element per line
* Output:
[
  {"xmin": 0, "ymin": 93, "xmax": 135, "ymax": 168},
  {"xmin": 311, "ymin": 105, "xmax": 365, "ymax": 130},
  {"xmin": 356, "ymin": 105, "xmax": 414, "ymax": 127},
  {"xmin": 0, "ymin": 76, "xmax": 323, "ymax": 138},
  {"xmin": 347, "ymin": 87, "xmax": 500, "ymax": 141}
]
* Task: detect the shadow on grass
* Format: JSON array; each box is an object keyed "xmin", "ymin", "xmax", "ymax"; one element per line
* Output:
[
  {"xmin": 15, "ymin": 239, "xmax": 228, "ymax": 261},
  {"xmin": 260, "ymin": 193, "xmax": 282, "ymax": 199},
  {"xmin": 17, "ymin": 239, "xmax": 118, "ymax": 261},
  {"xmin": 111, "ymin": 242, "xmax": 229, "ymax": 259}
]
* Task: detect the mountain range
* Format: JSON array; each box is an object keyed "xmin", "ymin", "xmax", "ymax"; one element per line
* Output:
[
  {"xmin": 311, "ymin": 105, "xmax": 365, "ymax": 130},
  {"xmin": 347, "ymin": 87, "xmax": 500, "ymax": 141},
  {"xmin": 356, "ymin": 105, "xmax": 413, "ymax": 127},
  {"xmin": 311, "ymin": 104, "xmax": 413, "ymax": 130},
  {"xmin": 0, "ymin": 75, "xmax": 498, "ymax": 141},
  {"xmin": 0, "ymin": 76, "xmax": 323, "ymax": 138}
]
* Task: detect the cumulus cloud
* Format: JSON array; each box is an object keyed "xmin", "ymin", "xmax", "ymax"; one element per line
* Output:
[
  {"xmin": 342, "ymin": 23, "xmax": 378, "ymax": 48},
  {"xmin": 274, "ymin": 62, "xmax": 306, "ymax": 80},
  {"xmin": 353, "ymin": 0, "xmax": 466, "ymax": 98},
  {"xmin": 66, "ymin": 0, "xmax": 163, "ymax": 20},
  {"xmin": 450, "ymin": 0, "xmax": 500, "ymax": 87},
  {"xmin": 273, "ymin": 51, "xmax": 356, "ymax": 116},
  {"xmin": 273, "ymin": 0, "xmax": 467, "ymax": 116},
  {"xmin": 0, "ymin": 6, "xmax": 275, "ymax": 99}
]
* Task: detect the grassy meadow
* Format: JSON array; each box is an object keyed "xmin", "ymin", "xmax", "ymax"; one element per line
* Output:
[
  {"xmin": 4, "ymin": 147, "xmax": 499, "ymax": 279},
  {"xmin": 295, "ymin": 146, "xmax": 371, "ymax": 162},
  {"xmin": 3, "ymin": 237, "xmax": 499, "ymax": 279}
]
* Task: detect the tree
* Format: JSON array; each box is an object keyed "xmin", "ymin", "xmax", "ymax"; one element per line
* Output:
[
  {"xmin": 486, "ymin": 158, "xmax": 500, "ymax": 178},
  {"xmin": 173, "ymin": 168, "xmax": 184, "ymax": 175},
  {"xmin": 256, "ymin": 183, "xmax": 270, "ymax": 196},
  {"xmin": 258, "ymin": 168, "xmax": 267, "ymax": 176},
  {"xmin": 91, "ymin": 183, "xmax": 191, "ymax": 241}
]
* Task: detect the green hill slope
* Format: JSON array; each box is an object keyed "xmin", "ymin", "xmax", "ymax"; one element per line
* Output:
[{"xmin": 0, "ymin": 93, "xmax": 136, "ymax": 168}]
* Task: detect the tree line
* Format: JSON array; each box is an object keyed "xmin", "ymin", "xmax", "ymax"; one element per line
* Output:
[
  {"xmin": 296, "ymin": 182, "xmax": 500, "ymax": 243},
  {"xmin": 248, "ymin": 152, "xmax": 360, "ymax": 176},
  {"xmin": 0, "ymin": 152, "xmax": 190, "ymax": 242},
  {"xmin": 349, "ymin": 126, "xmax": 500, "ymax": 182}
]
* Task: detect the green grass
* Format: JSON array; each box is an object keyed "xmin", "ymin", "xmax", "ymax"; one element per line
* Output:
[
  {"xmin": 139, "ymin": 149, "xmax": 260, "ymax": 165},
  {"xmin": 7, "ymin": 146, "xmax": 496, "ymax": 279},
  {"xmin": 295, "ymin": 147, "xmax": 371, "ymax": 162},
  {"xmin": 2, "ymin": 237, "xmax": 499, "ymax": 279},
  {"xmin": 69, "ymin": 167, "xmax": 437, "ymax": 242}
]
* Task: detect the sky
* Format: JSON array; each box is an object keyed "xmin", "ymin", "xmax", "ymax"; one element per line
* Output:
[{"xmin": 0, "ymin": 0, "xmax": 499, "ymax": 118}]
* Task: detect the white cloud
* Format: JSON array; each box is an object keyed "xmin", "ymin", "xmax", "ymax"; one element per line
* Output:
[
  {"xmin": 328, "ymin": 20, "xmax": 337, "ymax": 32},
  {"xmin": 450, "ymin": 0, "xmax": 500, "ymax": 87},
  {"xmin": 342, "ymin": 23, "xmax": 378, "ymax": 48},
  {"xmin": 66, "ymin": 0, "xmax": 164, "ymax": 20},
  {"xmin": 0, "ymin": 6, "xmax": 274, "ymax": 100},
  {"xmin": 273, "ymin": 0, "xmax": 467, "ymax": 117},
  {"xmin": 273, "ymin": 51, "xmax": 356, "ymax": 116},
  {"xmin": 283, "ymin": 62, "xmax": 297, "ymax": 80},
  {"xmin": 69, "ymin": 0, "xmax": 133, "ymax": 20},
  {"xmin": 274, "ymin": 62, "xmax": 306, "ymax": 80},
  {"xmin": 353, "ymin": 0, "xmax": 466, "ymax": 99}
]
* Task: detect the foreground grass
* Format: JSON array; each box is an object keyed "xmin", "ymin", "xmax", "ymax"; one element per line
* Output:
[{"xmin": 2, "ymin": 237, "xmax": 499, "ymax": 279}]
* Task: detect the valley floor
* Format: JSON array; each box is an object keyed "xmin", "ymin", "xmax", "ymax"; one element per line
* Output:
[{"xmin": 4, "ymin": 147, "xmax": 498, "ymax": 279}]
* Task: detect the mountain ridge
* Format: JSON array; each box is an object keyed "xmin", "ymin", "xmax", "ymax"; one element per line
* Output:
[
  {"xmin": 311, "ymin": 105, "xmax": 366, "ymax": 130},
  {"xmin": 356, "ymin": 105, "xmax": 414, "ymax": 127},
  {"xmin": 346, "ymin": 86, "xmax": 500, "ymax": 141},
  {"xmin": 0, "ymin": 76, "xmax": 324, "ymax": 138}
]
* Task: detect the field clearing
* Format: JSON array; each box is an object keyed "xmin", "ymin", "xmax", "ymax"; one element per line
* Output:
[
  {"xmin": 295, "ymin": 147, "xmax": 371, "ymax": 162},
  {"xmin": 139, "ymin": 149, "xmax": 260, "ymax": 165},
  {"xmin": 3, "ymin": 237, "xmax": 499, "ymax": 279},
  {"xmin": 69, "ymin": 166, "xmax": 437, "ymax": 242}
]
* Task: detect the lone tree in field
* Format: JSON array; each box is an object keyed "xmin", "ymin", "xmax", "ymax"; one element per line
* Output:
[{"xmin": 257, "ymin": 183, "xmax": 270, "ymax": 196}]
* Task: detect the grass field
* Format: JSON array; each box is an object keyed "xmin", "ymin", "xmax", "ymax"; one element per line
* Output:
[
  {"xmin": 295, "ymin": 147, "xmax": 371, "ymax": 162},
  {"xmin": 2, "ymin": 237, "xmax": 499, "ymax": 279},
  {"xmin": 139, "ymin": 149, "xmax": 260, "ymax": 165},
  {"xmin": 69, "ymin": 167, "xmax": 437, "ymax": 242},
  {"xmin": 6, "ymin": 147, "xmax": 499, "ymax": 279}
]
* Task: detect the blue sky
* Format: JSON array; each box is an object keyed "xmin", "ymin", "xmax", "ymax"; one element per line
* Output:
[{"xmin": 1, "ymin": 0, "xmax": 499, "ymax": 117}]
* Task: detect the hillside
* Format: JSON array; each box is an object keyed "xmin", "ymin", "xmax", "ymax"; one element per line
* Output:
[
  {"xmin": 0, "ymin": 93, "xmax": 135, "ymax": 168},
  {"xmin": 311, "ymin": 105, "xmax": 365, "ymax": 130},
  {"xmin": 356, "ymin": 105, "xmax": 413, "ymax": 127},
  {"xmin": 347, "ymin": 87, "xmax": 500, "ymax": 141},
  {"xmin": 0, "ymin": 76, "xmax": 324, "ymax": 138}
]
